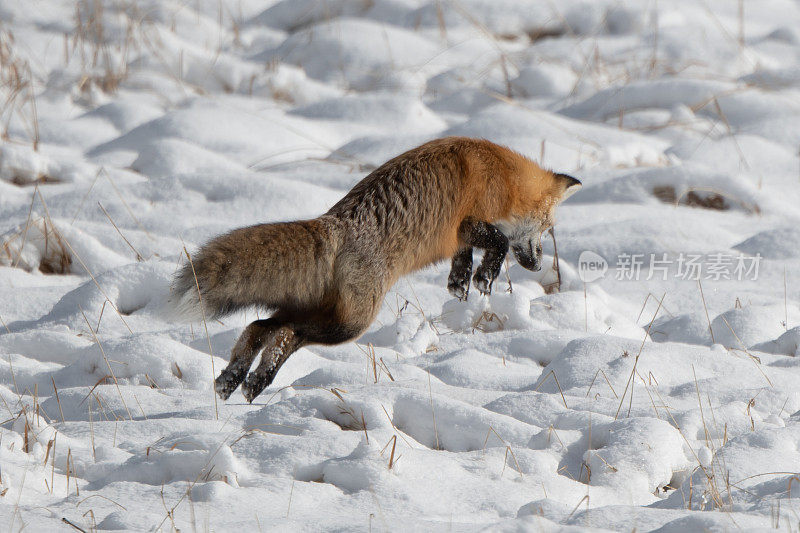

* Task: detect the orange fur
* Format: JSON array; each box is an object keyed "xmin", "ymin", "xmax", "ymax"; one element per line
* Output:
[{"xmin": 423, "ymin": 138, "xmax": 572, "ymax": 268}]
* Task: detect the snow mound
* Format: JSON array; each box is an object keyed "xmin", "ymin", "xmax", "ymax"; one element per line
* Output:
[
  {"xmin": 271, "ymin": 18, "xmax": 439, "ymax": 91},
  {"xmin": 291, "ymin": 93, "xmax": 446, "ymax": 134},
  {"xmin": 651, "ymin": 313, "xmax": 713, "ymax": 346},
  {"xmin": 530, "ymin": 417, "xmax": 691, "ymax": 503},
  {"xmin": 752, "ymin": 326, "xmax": 800, "ymax": 356},
  {"xmin": 89, "ymin": 101, "xmax": 331, "ymax": 164},
  {"xmin": 427, "ymin": 347, "xmax": 540, "ymax": 390},
  {"xmin": 533, "ymin": 335, "xmax": 751, "ymax": 396},
  {"xmin": 710, "ymin": 304, "xmax": 800, "ymax": 349},
  {"xmin": 447, "ymin": 102, "xmax": 668, "ymax": 170},
  {"xmin": 392, "ymin": 390, "xmax": 535, "ymax": 451},
  {"xmin": 666, "ymin": 424, "xmax": 800, "ymax": 513},
  {"xmin": 87, "ymin": 433, "xmax": 248, "ymax": 487},
  {"xmin": 131, "ymin": 138, "xmax": 246, "ymax": 179},
  {"xmin": 51, "ymin": 333, "xmax": 222, "ymax": 391},
  {"xmin": 511, "ymin": 64, "xmax": 578, "ymax": 98},
  {"xmin": 37, "ymin": 262, "xmax": 174, "ymax": 327},
  {"xmin": 560, "ymin": 78, "xmax": 734, "ymax": 121},
  {"xmin": 575, "ymin": 164, "xmax": 763, "ymax": 213},
  {"xmin": 734, "ymin": 227, "xmax": 800, "ymax": 259},
  {"xmin": 529, "ymin": 290, "xmax": 643, "ymax": 339}
]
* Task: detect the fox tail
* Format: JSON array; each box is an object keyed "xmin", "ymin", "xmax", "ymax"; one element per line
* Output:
[{"xmin": 167, "ymin": 219, "xmax": 340, "ymax": 322}]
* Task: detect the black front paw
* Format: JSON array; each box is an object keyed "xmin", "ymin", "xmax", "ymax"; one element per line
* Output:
[
  {"xmin": 448, "ymin": 247, "xmax": 473, "ymax": 301},
  {"xmin": 448, "ymin": 270, "xmax": 471, "ymax": 300},
  {"xmin": 473, "ymin": 269, "xmax": 493, "ymax": 295}
]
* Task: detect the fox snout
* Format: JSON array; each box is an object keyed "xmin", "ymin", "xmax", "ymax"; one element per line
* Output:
[{"xmin": 512, "ymin": 240, "xmax": 542, "ymax": 271}]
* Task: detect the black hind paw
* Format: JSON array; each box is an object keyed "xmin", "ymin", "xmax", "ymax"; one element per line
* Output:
[
  {"xmin": 215, "ymin": 367, "xmax": 247, "ymax": 400},
  {"xmin": 241, "ymin": 371, "xmax": 276, "ymax": 403}
]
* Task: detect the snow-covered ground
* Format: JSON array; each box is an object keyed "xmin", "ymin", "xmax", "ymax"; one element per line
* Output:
[{"xmin": 2, "ymin": 0, "xmax": 800, "ymax": 530}]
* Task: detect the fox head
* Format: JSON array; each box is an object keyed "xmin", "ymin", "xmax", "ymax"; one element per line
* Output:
[{"xmin": 496, "ymin": 172, "xmax": 581, "ymax": 272}]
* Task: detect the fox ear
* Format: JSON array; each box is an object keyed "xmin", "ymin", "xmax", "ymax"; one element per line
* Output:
[{"xmin": 555, "ymin": 173, "xmax": 582, "ymax": 201}]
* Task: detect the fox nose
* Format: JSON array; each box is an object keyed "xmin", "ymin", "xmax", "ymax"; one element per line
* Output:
[{"xmin": 512, "ymin": 240, "xmax": 542, "ymax": 271}]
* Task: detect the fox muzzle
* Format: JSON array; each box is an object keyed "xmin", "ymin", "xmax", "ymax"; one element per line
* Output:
[{"xmin": 512, "ymin": 240, "xmax": 542, "ymax": 271}]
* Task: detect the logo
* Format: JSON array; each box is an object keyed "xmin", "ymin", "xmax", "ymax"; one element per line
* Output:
[{"xmin": 578, "ymin": 250, "xmax": 608, "ymax": 282}]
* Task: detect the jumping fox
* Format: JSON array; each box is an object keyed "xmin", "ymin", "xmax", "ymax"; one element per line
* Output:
[{"xmin": 169, "ymin": 137, "xmax": 581, "ymax": 402}]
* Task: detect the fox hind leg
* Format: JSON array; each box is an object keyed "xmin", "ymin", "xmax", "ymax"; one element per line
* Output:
[
  {"xmin": 239, "ymin": 317, "xmax": 368, "ymax": 402},
  {"xmin": 240, "ymin": 324, "xmax": 304, "ymax": 403},
  {"xmin": 447, "ymin": 247, "xmax": 473, "ymax": 300},
  {"xmin": 215, "ymin": 318, "xmax": 283, "ymax": 400},
  {"xmin": 240, "ymin": 302, "xmax": 376, "ymax": 402},
  {"xmin": 238, "ymin": 264, "xmax": 382, "ymax": 402}
]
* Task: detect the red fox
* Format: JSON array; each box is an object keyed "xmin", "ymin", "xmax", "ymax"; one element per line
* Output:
[{"xmin": 169, "ymin": 137, "xmax": 581, "ymax": 402}]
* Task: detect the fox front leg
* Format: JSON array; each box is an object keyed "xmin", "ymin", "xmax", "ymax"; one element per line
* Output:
[
  {"xmin": 447, "ymin": 247, "xmax": 473, "ymax": 300},
  {"xmin": 457, "ymin": 219, "xmax": 509, "ymax": 296}
]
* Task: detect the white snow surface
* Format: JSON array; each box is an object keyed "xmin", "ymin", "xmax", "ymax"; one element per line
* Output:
[{"xmin": 2, "ymin": 1, "xmax": 800, "ymax": 531}]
